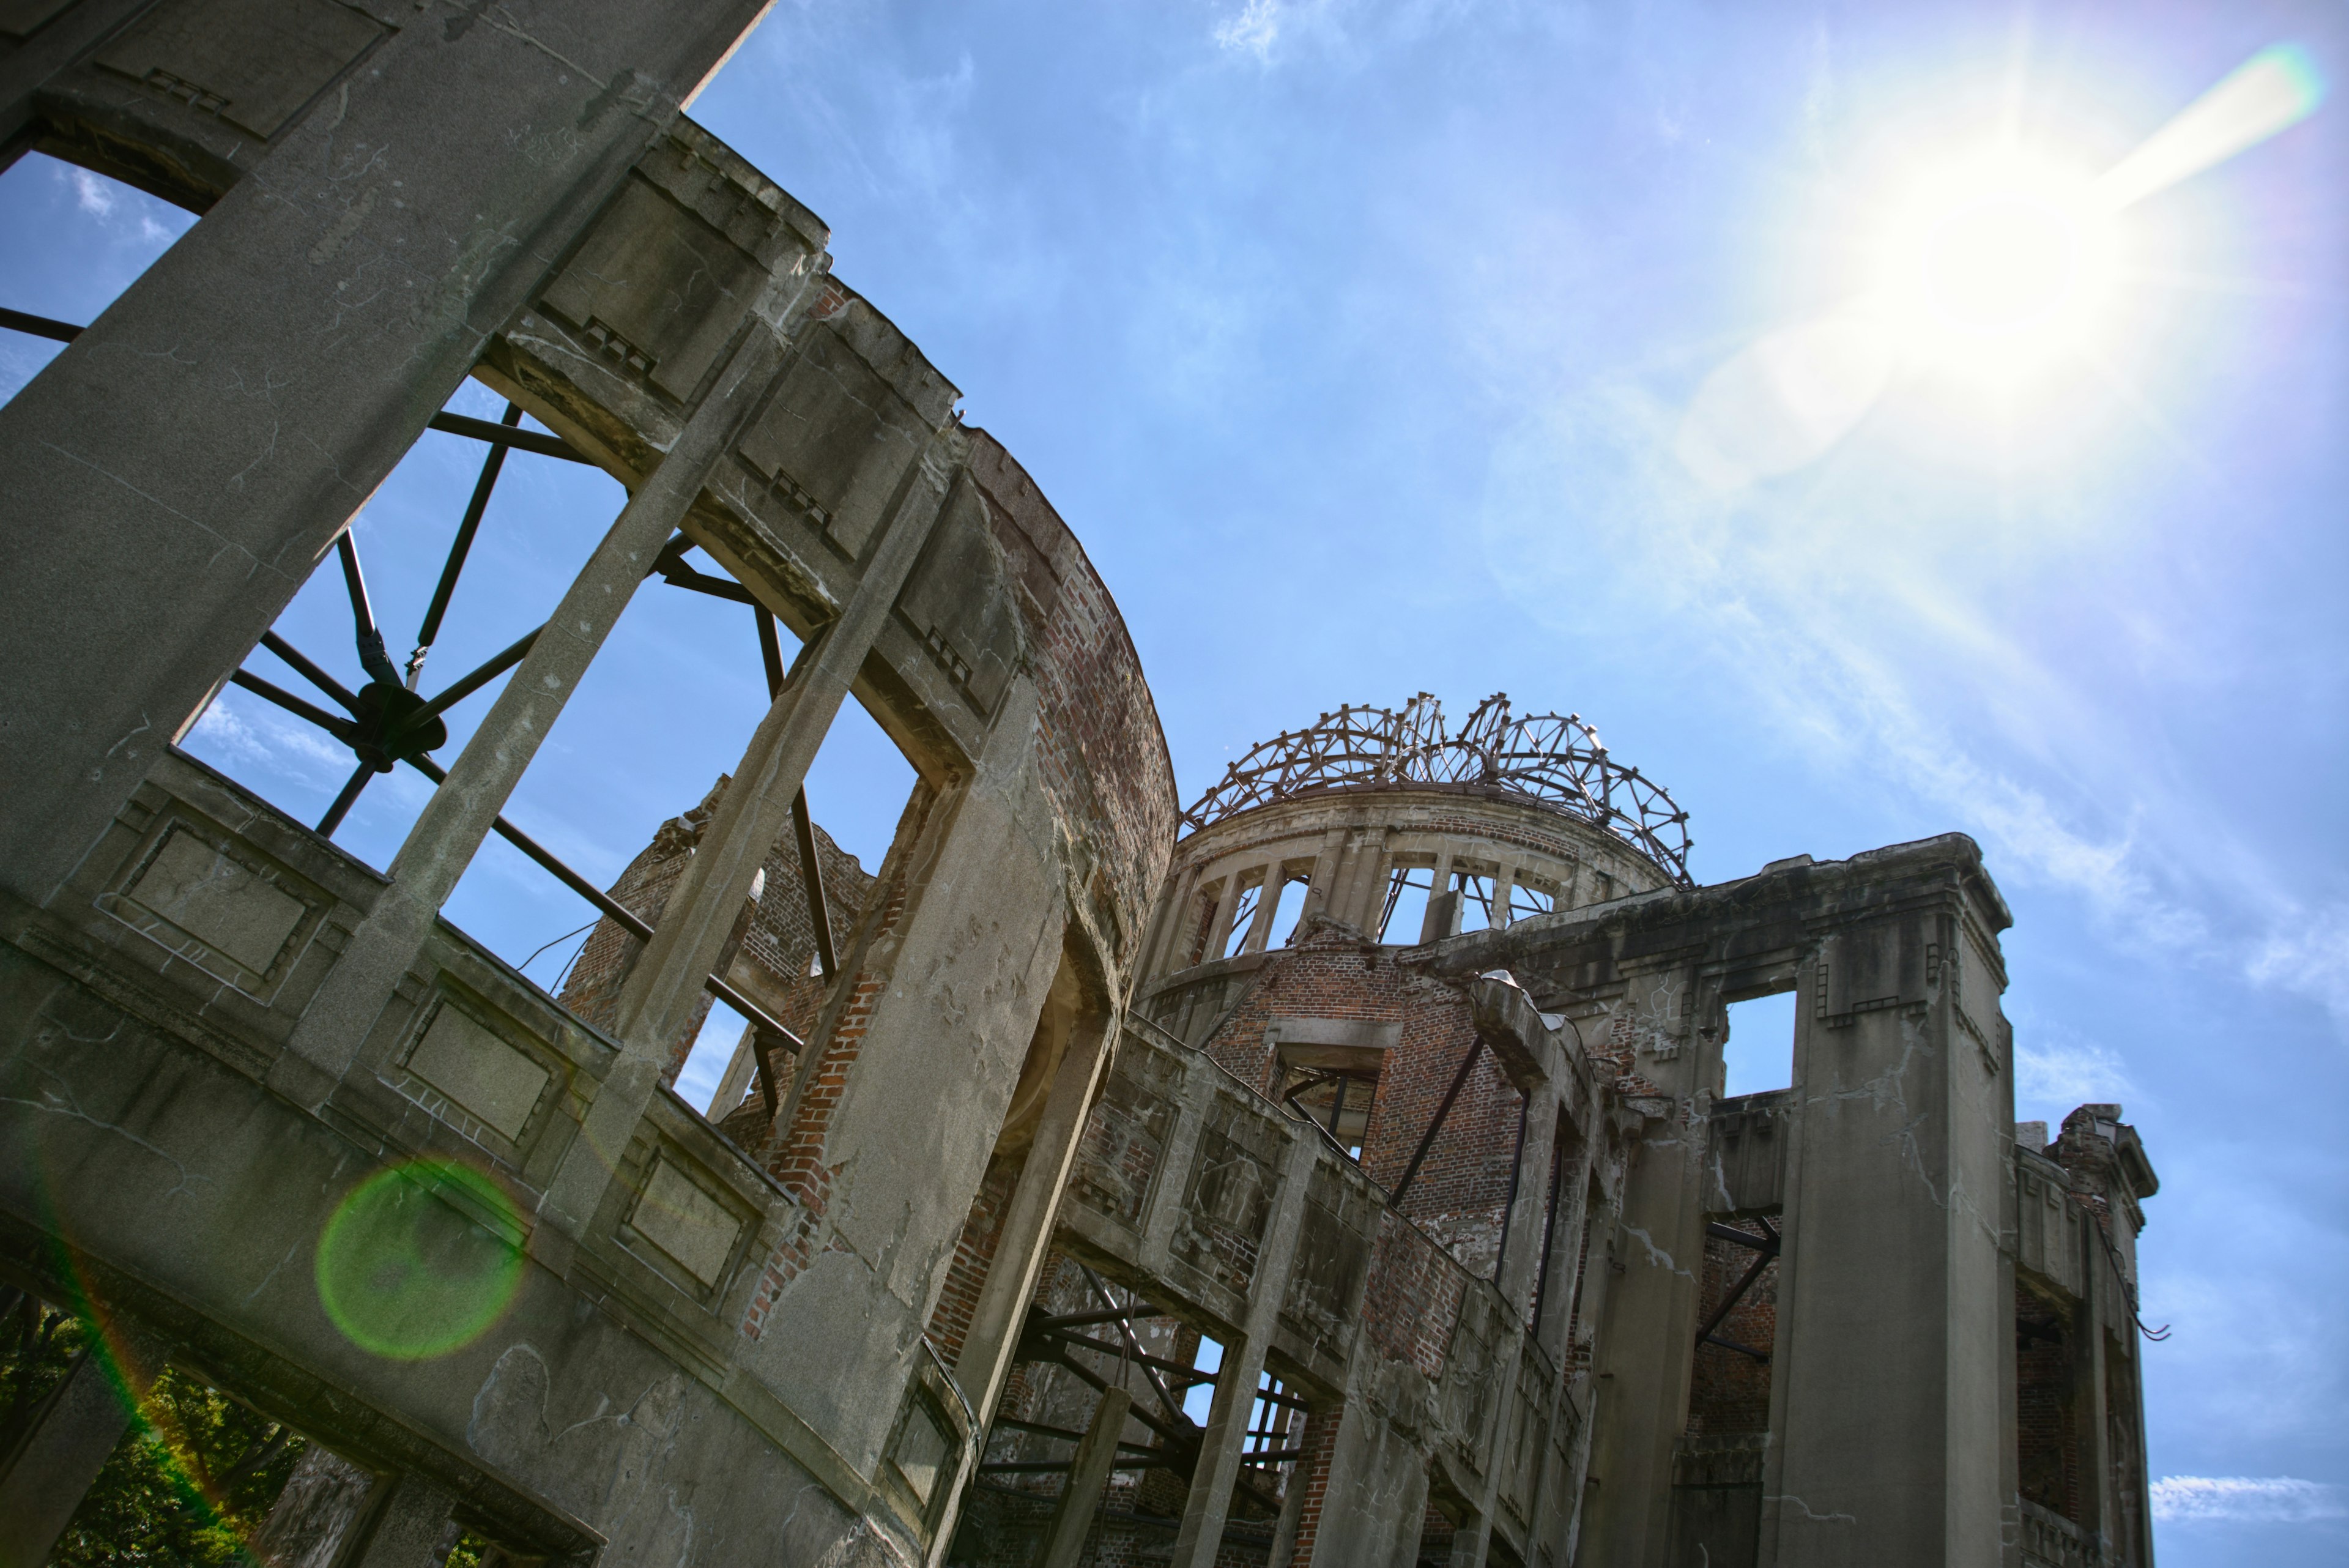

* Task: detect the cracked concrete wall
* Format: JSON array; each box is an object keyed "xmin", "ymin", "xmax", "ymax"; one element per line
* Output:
[{"xmin": 0, "ymin": 23, "xmax": 1175, "ymax": 1564}]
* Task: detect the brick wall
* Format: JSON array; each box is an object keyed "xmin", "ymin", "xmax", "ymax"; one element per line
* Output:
[
  {"xmin": 2015, "ymin": 1285, "xmax": 2080, "ymax": 1522},
  {"xmin": 927, "ymin": 1151, "xmax": 1023, "ymax": 1367},
  {"xmin": 1184, "ymin": 920, "xmax": 1529, "ymax": 1284},
  {"xmin": 1684, "ymin": 1222, "xmax": 1776, "ymax": 1435},
  {"xmin": 557, "ymin": 772, "xmax": 877, "ymax": 1101}
]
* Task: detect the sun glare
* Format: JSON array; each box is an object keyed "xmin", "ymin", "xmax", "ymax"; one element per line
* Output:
[
  {"xmin": 1679, "ymin": 40, "xmax": 2326, "ymax": 489},
  {"xmin": 1872, "ymin": 154, "xmax": 2118, "ymax": 383}
]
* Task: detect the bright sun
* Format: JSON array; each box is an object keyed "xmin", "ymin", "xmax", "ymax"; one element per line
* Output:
[{"xmin": 1872, "ymin": 153, "xmax": 2118, "ymax": 383}]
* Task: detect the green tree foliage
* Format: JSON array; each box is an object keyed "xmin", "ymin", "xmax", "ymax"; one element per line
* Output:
[{"xmin": 0, "ymin": 1291, "xmax": 307, "ymax": 1565}]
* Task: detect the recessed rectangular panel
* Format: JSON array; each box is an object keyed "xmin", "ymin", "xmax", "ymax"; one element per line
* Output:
[
  {"xmin": 630, "ymin": 1156, "xmax": 743, "ymax": 1288},
  {"xmin": 96, "ymin": 0, "xmax": 384, "ymax": 140},
  {"xmin": 0, "ymin": 0, "xmax": 78, "ymax": 39},
  {"xmin": 736, "ymin": 324, "xmax": 925, "ymax": 557},
  {"xmin": 540, "ymin": 176, "xmax": 765, "ymax": 404},
  {"xmin": 406, "ymin": 1003, "xmax": 549, "ymax": 1142},
  {"xmin": 121, "ymin": 825, "xmax": 306, "ymax": 979}
]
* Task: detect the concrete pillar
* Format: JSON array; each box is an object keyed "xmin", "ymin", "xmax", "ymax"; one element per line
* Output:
[
  {"xmin": 1576, "ymin": 968, "xmax": 1709, "ymax": 1568},
  {"xmin": 254, "ymin": 1444, "xmax": 381, "ymax": 1568},
  {"xmin": 0, "ymin": 0, "xmax": 782, "ymax": 905},
  {"xmin": 1244, "ymin": 862, "xmax": 1287, "ymax": 953},
  {"xmin": 1756, "ymin": 905, "xmax": 2009, "ymax": 1568},
  {"xmin": 1329, "ymin": 827, "xmax": 1392, "ymax": 936},
  {"xmin": 1496, "ymin": 1087, "xmax": 1562, "ymax": 1309},
  {"xmin": 0, "ymin": 1317, "xmax": 169, "ymax": 1566},
  {"xmin": 2077, "ymin": 1244, "xmax": 2115, "ymax": 1555},
  {"xmin": 1203, "ymin": 874, "xmax": 1243, "ymax": 966},
  {"xmin": 1491, "ymin": 865, "xmax": 1517, "ymax": 929},
  {"xmin": 535, "ymin": 439, "xmax": 949, "ymax": 1239},
  {"xmin": 1266, "ymin": 1405, "xmax": 1316, "ymax": 1568},
  {"xmin": 268, "ymin": 315, "xmax": 806, "ymax": 1104},
  {"xmin": 1424, "ymin": 853, "xmax": 1457, "ymax": 943},
  {"xmin": 1297, "ymin": 1377, "xmax": 1427, "ymax": 1568},
  {"xmin": 951, "ymin": 1011, "xmax": 1113, "ymax": 1437},
  {"xmin": 1036, "ymin": 1386, "xmax": 1134, "ymax": 1568},
  {"xmin": 345, "ymin": 1472, "xmax": 458, "ymax": 1568},
  {"xmin": 1533, "ymin": 1142, "xmax": 1598, "ymax": 1362},
  {"xmin": 1168, "ymin": 1134, "xmax": 1318, "ymax": 1568},
  {"xmin": 1296, "ymin": 831, "xmax": 1347, "ymax": 927}
]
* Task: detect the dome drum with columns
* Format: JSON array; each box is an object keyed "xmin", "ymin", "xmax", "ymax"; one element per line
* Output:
[{"xmin": 1137, "ymin": 692, "xmax": 1694, "ymax": 1010}]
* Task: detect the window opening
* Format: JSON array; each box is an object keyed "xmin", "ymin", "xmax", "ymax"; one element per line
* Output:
[
  {"xmin": 1220, "ymin": 879, "xmax": 1262, "ymax": 959},
  {"xmin": 1724, "ymin": 992, "xmax": 1798, "ymax": 1097},
  {"xmin": 1508, "ymin": 878, "xmax": 1557, "ymax": 921},
  {"xmin": 1282, "ymin": 1066, "xmax": 1378, "ymax": 1161},
  {"xmin": 163, "ymin": 377, "xmax": 910, "ymax": 1112},
  {"xmin": 1452, "ymin": 869, "xmax": 1496, "ymax": 933},
  {"xmin": 1182, "ymin": 1337, "xmax": 1223, "ymax": 1424},
  {"xmin": 1241, "ymin": 1369, "xmax": 1305, "ymax": 1492},
  {"xmin": 1264, "ymin": 872, "xmax": 1309, "ymax": 948},
  {"xmin": 1379, "ymin": 864, "xmax": 1433, "ymax": 943},
  {"xmin": 674, "ymin": 996, "xmax": 753, "ymax": 1116},
  {"xmin": 0, "ymin": 157, "xmax": 195, "ymax": 407}
]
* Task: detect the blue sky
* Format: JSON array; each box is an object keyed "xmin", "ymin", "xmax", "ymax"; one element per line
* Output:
[{"xmin": 4, "ymin": 2, "xmax": 2345, "ymax": 1559}]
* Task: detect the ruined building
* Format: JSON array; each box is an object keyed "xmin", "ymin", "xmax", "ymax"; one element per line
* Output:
[{"xmin": 0, "ymin": 3, "xmax": 2157, "ymax": 1566}]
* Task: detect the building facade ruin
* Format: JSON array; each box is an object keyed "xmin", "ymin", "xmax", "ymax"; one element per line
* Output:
[{"xmin": 0, "ymin": 4, "xmax": 2156, "ymax": 1566}]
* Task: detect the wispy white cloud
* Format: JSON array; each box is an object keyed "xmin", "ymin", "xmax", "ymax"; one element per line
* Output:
[
  {"xmin": 2151, "ymin": 1475, "xmax": 2347, "ymax": 1525},
  {"xmin": 67, "ymin": 167, "xmax": 114, "ymax": 218},
  {"xmin": 1214, "ymin": 0, "xmax": 1285, "ymax": 58},
  {"xmin": 2013, "ymin": 1025, "xmax": 2135, "ymax": 1114},
  {"xmin": 189, "ymin": 691, "xmax": 349, "ymax": 776},
  {"xmin": 1474, "ymin": 374, "xmax": 2347, "ymax": 1038}
]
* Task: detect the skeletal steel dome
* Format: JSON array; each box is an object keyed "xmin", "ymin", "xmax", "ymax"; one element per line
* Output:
[{"xmin": 1181, "ymin": 691, "xmax": 1694, "ymax": 885}]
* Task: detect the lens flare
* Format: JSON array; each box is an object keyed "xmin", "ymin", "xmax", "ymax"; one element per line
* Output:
[
  {"xmin": 2097, "ymin": 44, "xmax": 2327, "ymax": 211},
  {"xmin": 316, "ymin": 1159, "xmax": 523, "ymax": 1359}
]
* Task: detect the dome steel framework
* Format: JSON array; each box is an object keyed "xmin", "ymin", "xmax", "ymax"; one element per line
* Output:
[{"xmin": 1181, "ymin": 692, "xmax": 1694, "ymax": 885}]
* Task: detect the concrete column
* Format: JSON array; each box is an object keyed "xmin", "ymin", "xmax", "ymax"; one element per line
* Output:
[
  {"xmin": 1137, "ymin": 866, "xmax": 1188, "ymax": 984},
  {"xmin": 1202, "ymin": 874, "xmax": 1244, "ymax": 966},
  {"xmin": 1244, "ymin": 862, "xmax": 1287, "ymax": 953},
  {"xmin": 951, "ymin": 1015, "xmax": 1113, "ymax": 1438},
  {"xmin": 1491, "ymin": 865, "xmax": 1517, "ymax": 929},
  {"xmin": 535, "ymin": 437, "xmax": 950, "ymax": 1238},
  {"xmin": 0, "ymin": 1317, "xmax": 169, "ymax": 1565},
  {"xmin": 1330, "ymin": 827, "xmax": 1392, "ymax": 935},
  {"xmin": 1036, "ymin": 1386, "xmax": 1134, "ymax": 1568},
  {"xmin": 1533, "ymin": 1142, "xmax": 1597, "ymax": 1362},
  {"xmin": 1425, "ymin": 854, "xmax": 1457, "ymax": 943},
  {"xmin": 1757, "ymin": 905, "xmax": 2009, "ymax": 1568},
  {"xmin": 0, "ymin": 0, "xmax": 782, "ymax": 904},
  {"xmin": 345, "ymin": 1472, "xmax": 457, "ymax": 1568},
  {"xmin": 254, "ymin": 1444, "xmax": 381, "ymax": 1568},
  {"xmin": 1168, "ymin": 1134, "xmax": 1318, "ymax": 1568},
  {"xmin": 1496, "ymin": 1087, "xmax": 1562, "ymax": 1310},
  {"xmin": 1266, "ymin": 1403, "xmax": 1316, "ymax": 1568},
  {"xmin": 2076, "ymin": 1241, "xmax": 2115, "ymax": 1554},
  {"xmin": 1576, "ymin": 969, "xmax": 1710, "ymax": 1568},
  {"xmin": 1138, "ymin": 1067, "xmax": 1219, "ymax": 1273},
  {"xmin": 1298, "ymin": 1376, "xmax": 1428, "ymax": 1568},
  {"xmin": 1296, "ymin": 831, "xmax": 1346, "ymax": 927},
  {"xmin": 269, "ymin": 314, "xmax": 804, "ymax": 1102}
]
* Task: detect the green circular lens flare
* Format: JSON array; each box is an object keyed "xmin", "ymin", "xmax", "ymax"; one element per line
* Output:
[{"xmin": 316, "ymin": 1160, "xmax": 523, "ymax": 1360}]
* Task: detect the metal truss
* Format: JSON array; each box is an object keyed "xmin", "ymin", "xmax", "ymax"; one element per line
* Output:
[
  {"xmin": 1693, "ymin": 1219, "xmax": 1779, "ymax": 1361},
  {"xmin": 1181, "ymin": 691, "xmax": 1694, "ymax": 885},
  {"xmin": 998, "ymin": 1266, "xmax": 1296, "ymax": 1518}
]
